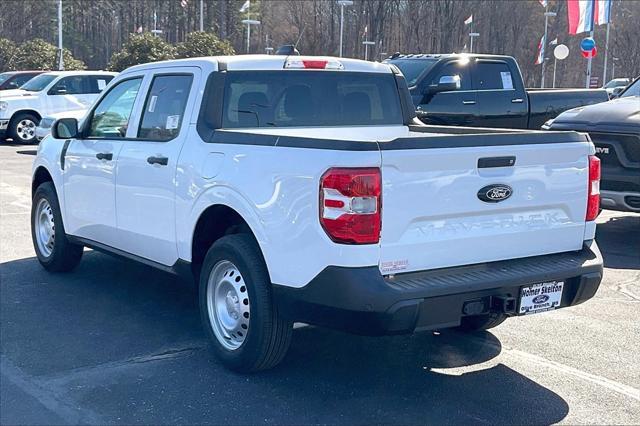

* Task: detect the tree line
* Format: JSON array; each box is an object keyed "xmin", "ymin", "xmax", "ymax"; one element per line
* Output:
[{"xmin": 0, "ymin": 0, "xmax": 638, "ymax": 87}]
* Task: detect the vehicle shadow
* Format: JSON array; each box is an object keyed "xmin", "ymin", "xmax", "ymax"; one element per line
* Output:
[
  {"xmin": 1, "ymin": 252, "xmax": 570, "ymax": 425},
  {"xmin": 596, "ymin": 213, "xmax": 640, "ymax": 269}
]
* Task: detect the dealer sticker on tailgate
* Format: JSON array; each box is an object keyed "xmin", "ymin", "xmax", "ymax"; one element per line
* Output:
[{"xmin": 519, "ymin": 281, "xmax": 564, "ymax": 315}]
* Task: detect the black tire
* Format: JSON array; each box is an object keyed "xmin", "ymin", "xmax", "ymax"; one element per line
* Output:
[
  {"xmin": 457, "ymin": 312, "xmax": 508, "ymax": 332},
  {"xmin": 199, "ymin": 234, "xmax": 292, "ymax": 373},
  {"xmin": 31, "ymin": 182, "xmax": 83, "ymax": 272},
  {"xmin": 9, "ymin": 112, "xmax": 39, "ymax": 144}
]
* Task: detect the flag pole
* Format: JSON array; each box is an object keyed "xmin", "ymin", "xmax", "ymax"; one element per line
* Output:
[
  {"xmin": 541, "ymin": 3, "xmax": 549, "ymax": 88},
  {"xmin": 602, "ymin": 22, "xmax": 610, "ymax": 83},
  {"xmin": 58, "ymin": 0, "xmax": 64, "ymax": 70}
]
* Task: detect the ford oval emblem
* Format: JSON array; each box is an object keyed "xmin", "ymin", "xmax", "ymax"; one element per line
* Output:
[
  {"xmin": 477, "ymin": 184, "xmax": 513, "ymax": 203},
  {"xmin": 533, "ymin": 294, "xmax": 550, "ymax": 304}
]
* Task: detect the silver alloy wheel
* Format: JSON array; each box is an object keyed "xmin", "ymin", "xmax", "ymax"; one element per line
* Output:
[
  {"xmin": 16, "ymin": 119, "xmax": 36, "ymax": 141},
  {"xmin": 34, "ymin": 198, "xmax": 55, "ymax": 257},
  {"xmin": 206, "ymin": 260, "xmax": 251, "ymax": 350}
]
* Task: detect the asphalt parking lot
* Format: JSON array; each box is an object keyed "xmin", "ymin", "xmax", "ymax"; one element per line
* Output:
[{"xmin": 1, "ymin": 143, "xmax": 638, "ymax": 425}]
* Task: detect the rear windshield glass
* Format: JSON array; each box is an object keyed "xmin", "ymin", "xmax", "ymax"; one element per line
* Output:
[
  {"xmin": 21, "ymin": 74, "xmax": 57, "ymax": 92},
  {"xmin": 221, "ymin": 71, "xmax": 403, "ymax": 128},
  {"xmin": 387, "ymin": 59, "xmax": 438, "ymax": 86}
]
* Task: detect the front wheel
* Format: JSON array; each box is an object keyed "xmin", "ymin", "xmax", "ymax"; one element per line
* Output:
[
  {"xmin": 9, "ymin": 113, "xmax": 39, "ymax": 144},
  {"xmin": 31, "ymin": 182, "xmax": 83, "ymax": 272},
  {"xmin": 199, "ymin": 234, "xmax": 292, "ymax": 372}
]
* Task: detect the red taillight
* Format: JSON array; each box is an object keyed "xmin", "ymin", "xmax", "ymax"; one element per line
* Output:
[
  {"xmin": 320, "ymin": 167, "xmax": 381, "ymax": 244},
  {"xmin": 586, "ymin": 155, "xmax": 601, "ymax": 221}
]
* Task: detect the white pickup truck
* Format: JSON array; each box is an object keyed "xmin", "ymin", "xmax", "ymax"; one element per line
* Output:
[
  {"xmin": 0, "ymin": 71, "xmax": 116, "ymax": 143},
  {"xmin": 31, "ymin": 56, "xmax": 603, "ymax": 372}
]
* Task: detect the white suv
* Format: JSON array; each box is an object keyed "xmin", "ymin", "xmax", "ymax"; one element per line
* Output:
[
  {"xmin": 31, "ymin": 56, "xmax": 603, "ymax": 372},
  {"xmin": 0, "ymin": 71, "xmax": 116, "ymax": 143}
]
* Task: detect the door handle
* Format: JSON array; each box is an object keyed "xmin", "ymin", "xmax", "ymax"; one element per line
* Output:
[
  {"xmin": 463, "ymin": 100, "xmax": 476, "ymax": 105},
  {"xmin": 95, "ymin": 152, "xmax": 113, "ymax": 161},
  {"xmin": 478, "ymin": 156, "xmax": 517, "ymax": 168},
  {"xmin": 147, "ymin": 156, "xmax": 168, "ymax": 166},
  {"xmin": 511, "ymin": 98, "xmax": 524, "ymax": 103}
]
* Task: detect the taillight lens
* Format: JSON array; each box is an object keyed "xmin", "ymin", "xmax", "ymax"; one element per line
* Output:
[
  {"xmin": 320, "ymin": 167, "xmax": 381, "ymax": 244},
  {"xmin": 586, "ymin": 155, "xmax": 601, "ymax": 221}
]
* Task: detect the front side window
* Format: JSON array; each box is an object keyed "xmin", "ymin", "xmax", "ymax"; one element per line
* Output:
[
  {"xmin": 221, "ymin": 71, "xmax": 403, "ymax": 128},
  {"xmin": 473, "ymin": 62, "xmax": 515, "ymax": 91},
  {"xmin": 138, "ymin": 74, "xmax": 193, "ymax": 141},
  {"xmin": 49, "ymin": 76, "xmax": 87, "ymax": 95},
  {"xmin": 431, "ymin": 62, "xmax": 472, "ymax": 91},
  {"xmin": 88, "ymin": 78, "xmax": 142, "ymax": 138},
  {"xmin": 21, "ymin": 74, "xmax": 58, "ymax": 92}
]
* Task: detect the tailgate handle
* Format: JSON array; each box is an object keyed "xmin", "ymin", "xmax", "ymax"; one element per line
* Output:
[{"xmin": 478, "ymin": 156, "xmax": 516, "ymax": 168}]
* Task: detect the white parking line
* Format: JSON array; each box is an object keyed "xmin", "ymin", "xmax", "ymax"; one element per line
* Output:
[{"xmin": 431, "ymin": 335, "xmax": 640, "ymax": 402}]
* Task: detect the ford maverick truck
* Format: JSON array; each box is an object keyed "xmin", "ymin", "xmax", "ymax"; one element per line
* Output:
[{"xmin": 31, "ymin": 55, "xmax": 603, "ymax": 372}]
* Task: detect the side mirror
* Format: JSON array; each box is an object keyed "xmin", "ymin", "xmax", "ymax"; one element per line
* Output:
[
  {"xmin": 51, "ymin": 118, "xmax": 79, "ymax": 139},
  {"xmin": 425, "ymin": 75, "xmax": 461, "ymax": 95},
  {"xmin": 52, "ymin": 86, "xmax": 68, "ymax": 95},
  {"xmin": 610, "ymin": 87, "xmax": 624, "ymax": 99}
]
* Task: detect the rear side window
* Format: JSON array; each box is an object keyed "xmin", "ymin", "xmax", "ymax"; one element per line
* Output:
[
  {"xmin": 473, "ymin": 62, "xmax": 515, "ymax": 90},
  {"xmin": 12, "ymin": 74, "xmax": 37, "ymax": 88},
  {"xmin": 86, "ymin": 75, "xmax": 115, "ymax": 94},
  {"xmin": 138, "ymin": 74, "xmax": 193, "ymax": 141},
  {"xmin": 221, "ymin": 71, "xmax": 403, "ymax": 128},
  {"xmin": 430, "ymin": 62, "xmax": 472, "ymax": 91}
]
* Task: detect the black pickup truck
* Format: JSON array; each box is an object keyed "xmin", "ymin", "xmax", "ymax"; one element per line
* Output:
[
  {"xmin": 385, "ymin": 53, "xmax": 609, "ymax": 129},
  {"xmin": 544, "ymin": 76, "xmax": 640, "ymax": 213}
]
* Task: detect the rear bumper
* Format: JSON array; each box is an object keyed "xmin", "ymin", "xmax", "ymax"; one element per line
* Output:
[
  {"xmin": 273, "ymin": 241, "xmax": 603, "ymax": 335},
  {"xmin": 601, "ymin": 190, "xmax": 640, "ymax": 212}
]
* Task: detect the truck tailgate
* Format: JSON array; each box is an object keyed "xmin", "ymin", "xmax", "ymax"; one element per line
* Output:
[{"xmin": 379, "ymin": 134, "xmax": 591, "ymax": 275}]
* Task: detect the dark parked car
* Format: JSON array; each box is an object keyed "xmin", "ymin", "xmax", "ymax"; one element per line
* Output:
[
  {"xmin": 544, "ymin": 76, "xmax": 640, "ymax": 213},
  {"xmin": 0, "ymin": 71, "xmax": 43, "ymax": 90},
  {"xmin": 385, "ymin": 54, "xmax": 609, "ymax": 129}
]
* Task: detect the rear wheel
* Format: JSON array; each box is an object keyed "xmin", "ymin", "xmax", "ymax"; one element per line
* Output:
[
  {"xmin": 457, "ymin": 312, "xmax": 508, "ymax": 332},
  {"xmin": 31, "ymin": 182, "xmax": 84, "ymax": 272},
  {"xmin": 199, "ymin": 234, "xmax": 292, "ymax": 372},
  {"xmin": 9, "ymin": 113, "xmax": 39, "ymax": 144}
]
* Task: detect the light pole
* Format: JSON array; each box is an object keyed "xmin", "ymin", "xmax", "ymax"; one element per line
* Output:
[
  {"xmin": 151, "ymin": 11, "xmax": 163, "ymax": 37},
  {"xmin": 612, "ymin": 57, "xmax": 619, "ymax": 79},
  {"xmin": 541, "ymin": 9, "xmax": 557, "ymax": 88},
  {"xmin": 337, "ymin": 0, "xmax": 353, "ymax": 57},
  {"xmin": 199, "ymin": 0, "xmax": 204, "ymax": 32},
  {"xmin": 469, "ymin": 32, "xmax": 479, "ymax": 53},
  {"xmin": 362, "ymin": 41, "xmax": 375, "ymax": 61},
  {"xmin": 58, "ymin": 0, "xmax": 64, "ymax": 70}
]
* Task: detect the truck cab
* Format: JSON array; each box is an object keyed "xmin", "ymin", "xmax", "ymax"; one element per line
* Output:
[{"xmin": 386, "ymin": 53, "xmax": 608, "ymax": 130}]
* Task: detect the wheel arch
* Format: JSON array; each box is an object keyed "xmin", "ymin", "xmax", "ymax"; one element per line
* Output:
[
  {"xmin": 190, "ymin": 203, "xmax": 268, "ymax": 278},
  {"xmin": 9, "ymin": 109, "xmax": 42, "ymax": 123},
  {"xmin": 32, "ymin": 166, "xmax": 54, "ymax": 197}
]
